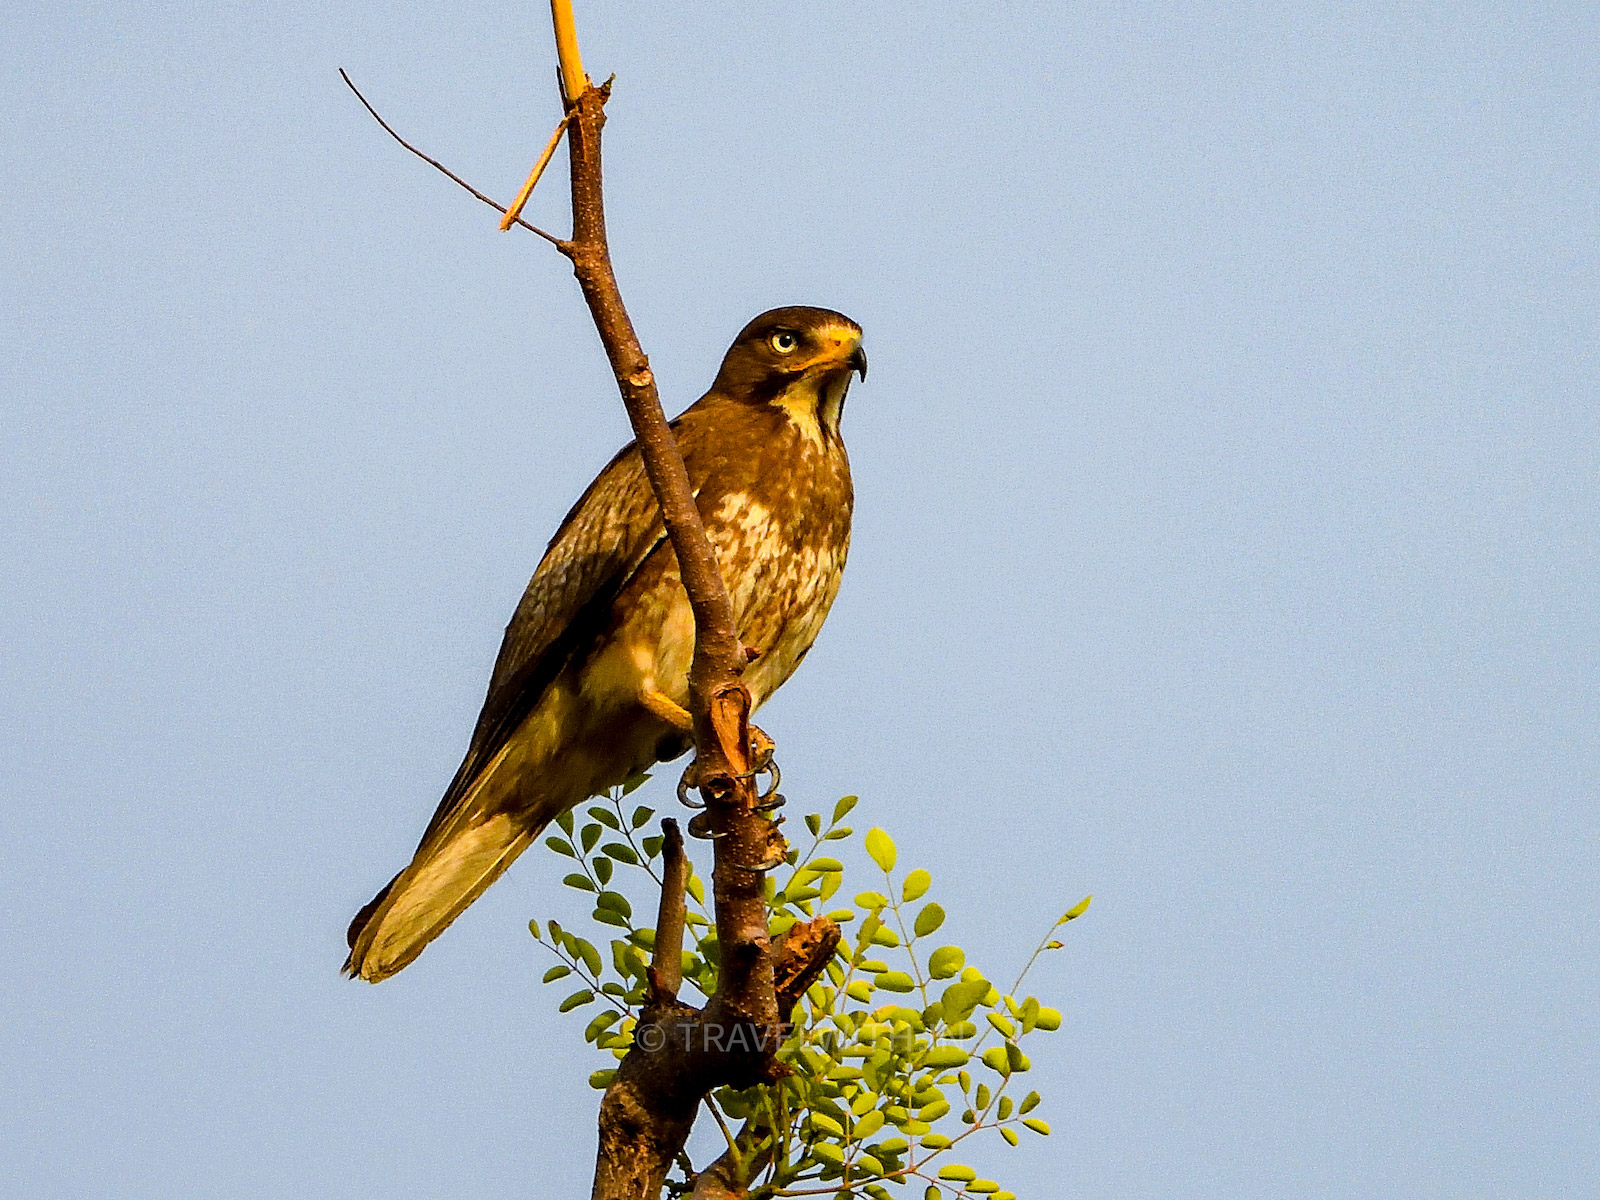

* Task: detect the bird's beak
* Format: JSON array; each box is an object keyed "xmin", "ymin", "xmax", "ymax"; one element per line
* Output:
[
  {"xmin": 849, "ymin": 344, "xmax": 868, "ymax": 381},
  {"xmin": 811, "ymin": 324, "xmax": 867, "ymax": 382}
]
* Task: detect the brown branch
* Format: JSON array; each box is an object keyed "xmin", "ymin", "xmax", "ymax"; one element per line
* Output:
[
  {"xmin": 772, "ymin": 917, "xmax": 843, "ymax": 1019},
  {"xmin": 648, "ymin": 819, "xmax": 689, "ymax": 1001},
  {"xmin": 689, "ymin": 919, "xmax": 841, "ymax": 1199},
  {"xmin": 338, "ymin": 69, "xmax": 563, "ymax": 245},
  {"xmin": 562, "ymin": 64, "xmax": 781, "ymax": 1197}
]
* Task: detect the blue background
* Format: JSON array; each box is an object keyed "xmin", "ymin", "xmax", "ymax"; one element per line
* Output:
[{"xmin": 3, "ymin": 3, "xmax": 1595, "ymax": 1196}]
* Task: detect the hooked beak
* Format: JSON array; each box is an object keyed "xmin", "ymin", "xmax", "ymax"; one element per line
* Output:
[{"xmin": 849, "ymin": 344, "xmax": 868, "ymax": 380}]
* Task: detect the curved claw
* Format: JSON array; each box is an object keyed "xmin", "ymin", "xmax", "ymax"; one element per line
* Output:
[
  {"xmin": 676, "ymin": 763, "xmax": 705, "ymax": 809},
  {"xmin": 758, "ymin": 758, "xmax": 781, "ymax": 801},
  {"xmin": 755, "ymin": 791, "xmax": 786, "ymax": 814},
  {"xmin": 686, "ymin": 811, "xmax": 723, "ymax": 840}
]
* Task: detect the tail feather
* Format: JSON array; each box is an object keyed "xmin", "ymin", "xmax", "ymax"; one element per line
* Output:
[{"xmin": 344, "ymin": 813, "xmax": 540, "ymax": 982}]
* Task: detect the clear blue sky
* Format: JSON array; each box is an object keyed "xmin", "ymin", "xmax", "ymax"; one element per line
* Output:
[{"xmin": 3, "ymin": 3, "xmax": 1595, "ymax": 1197}]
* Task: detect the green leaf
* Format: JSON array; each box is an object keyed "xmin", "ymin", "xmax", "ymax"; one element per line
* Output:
[
  {"xmin": 588, "ymin": 806, "xmax": 621, "ymax": 831},
  {"xmin": 542, "ymin": 965, "xmax": 571, "ymax": 984},
  {"xmin": 555, "ymin": 811, "xmax": 575, "ymax": 835},
  {"xmin": 641, "ymin": 834, "xmax": 664, "ymax": 859},
  {"xmin": 921, "ymin": 1046, "xmax": 969, "ymax": 1069},
  {"xmin": 686, "ymin": 872, "xmax": 705, "ymax": 904},
  {"xmin": 580, "ymin": 823, "xmax": 602, "ymax": 853},
  {"xmin": 528, "ymin": 920, "xmax": 542, "ymax": 940},
  {"xmin": 1018, "ymin": 996, "xmax": 1041, "ymax": 1033},
  {"xmin": 595, "ymin": 891, "xmax": 632, "ymax": 918},
  {"xmin": 584, "ymin": 1010, "xmax": 621, "ymax": 1042},
  {"xmin": 913, "ymin": 903, "xmax": 945, "ymax": 938},
  {"xmin": 602, "ymin": 842, "xmax": 639, "ymax": 865},
  {"xmin": 805, "ymin": 813, "xmax": 822, "ymax": 836},
  {"xmin": 855, "ymin": 1109, "xmax": 886, "ymax": 1139},
  {"xmin": 969, "ymin": 1181, "xmax": 1000, "ymax": 1194},
  {"xmin": 573, "ymin": 938, "xmax": 602, "ymax": 978},
  {"xmin": 870, "ymin": 926, "xmax": 900, "ymax": 948},
  {"xmin": 864, "ymin": 828, "xmax": 897, "ymax": 873},
  {"xmin": 588, "ymin": 1068, "xmax": 616, "ymax": 1089},
  {"xmin": 563, "ymin": 873, "xmax": 597, "ymax": 893},
  {"xmin": 592, "ymin": 856, "xmax": 613, "ymax": 886},
  {"xmin": 824, "ymin": 826, "xmax": 853, "ymax": 840},
  {"xmin": 592, "ymin": 908, "xmax": 630, "ymax": 929},
  {"xmin": 875, "ymin": 971, "xmax": 915, "ymax": 993},
  {"xmin": 941, "ymin": 979, "xmax": 988, "ymax": 1022},
  {"xmin": 1005, "ymin": 1044, "xmax": 1030, "ymax": 1073},
  {"xmin": 1062, "ymin": 894, "xmax": 1092, "ymax": 922},
  {"xmin": 810, "ymin": 857, "xmax": 845, "ymax": 873},
  {"xmin": 997, "ymin": 1096, "xmax": 1013, "ymax": 1120},
  {"xmin": 920, "ymin": 1133, "xmax": 952, "ymax": 1149},
  {"xmin": 1034, "ymin": 1006, "xmax": 1062, "ymax": 1031},
  {"xmin": 559, "ymin": 989, "xmax": 595, "ymax": 1013},
  {"xmin": 856, "ymin": 891, "xmax": 888, "ymax": 911},
  {"xmin": 630, "ymin": 805, "xmax": 653, "ymax": 829},
  {"xmin": 1023, "ymin": 1118, "xmax": 1050, "ymax": 1136},
  {"xmin": 937, "ymin": 1164, "xmax": 977, "ymax": 1183},
  {"xmin": 621, "ymin": 772, "xmax": 650, "ymax": 795},
  {"xmin": 1019, "ymin": 1091, "xmax": 1041, "ymax": 1115},
  {"xmin": 919, "ymin": 1098, "xmax": 951, "ymax": 1122},
  {"xmin": 811, "ymin": 1142, "xmax": 845, "ymax": 1168},
  {"xmin": 546, "ymin": 837, "xmax": 576, "ymax": 858},
  {"xmin": 902, "ymin": 869, "xmax": 932, "ymax": 902},
  {"xmin": 1001, "ymin": 1126, "xmax": 1018, "ymax": 1147},
  {"xmin": 846, "ymin": 980, "xmax": 874, "ymax": 1003},
  {"xmin": 927, "ymin": 946, "xmax": 965, "ymax": 980},
  {"xmin": 987, "ymin": 1013, "xmax": 1016, "ymax": 1038},
  {"xmin": 833, "ymin": 794, "xmax": 859, "ymax": 823},
  {"xmin": 981, "ymin": 1047, "xmax": 1011, "ymax": 1076},
  {"xmin": 810, "ymin": 1112, "xmax": 844, "ymax": 1138}
]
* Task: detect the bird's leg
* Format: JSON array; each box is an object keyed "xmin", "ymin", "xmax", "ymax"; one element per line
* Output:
[{"xmin": 639, "ymin": 687, "xmax": 694, "ymax": 732}]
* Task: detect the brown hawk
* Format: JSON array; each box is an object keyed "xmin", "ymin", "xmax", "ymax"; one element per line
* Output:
[{"xmin": 345, "ymin": 306, "xmax": 864, "ymax": 982}]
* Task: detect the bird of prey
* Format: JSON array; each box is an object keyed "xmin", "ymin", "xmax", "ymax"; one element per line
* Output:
[{"xmin": 345, "ymin": 306, "xmax": 864, "ymax": 982}]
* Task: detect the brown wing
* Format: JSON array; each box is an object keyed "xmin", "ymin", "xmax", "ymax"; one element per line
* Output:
[{"xmin": 414, "ymin": 428, "xmax": 674, "ymax": 848}]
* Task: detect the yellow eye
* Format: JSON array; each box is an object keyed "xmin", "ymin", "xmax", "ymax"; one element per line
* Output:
[{"xmin": 769, "ymin": 330, "xmax": 799, "ymax": 354}]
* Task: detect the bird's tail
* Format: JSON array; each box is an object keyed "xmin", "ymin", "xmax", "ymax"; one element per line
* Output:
[{"xmin": 343, "ymin": 809, "xmax": 541, "ymax": 983}]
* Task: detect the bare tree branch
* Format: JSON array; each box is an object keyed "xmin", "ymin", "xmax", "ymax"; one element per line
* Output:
[{"xmin": 338, "ymin": 68, "xmax": 562, "ymax": 245}]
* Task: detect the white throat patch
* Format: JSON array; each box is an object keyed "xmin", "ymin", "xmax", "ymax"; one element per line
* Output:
[{"xmin": 774, "ymin": 373, "xmax": 849, "ymax": 451}]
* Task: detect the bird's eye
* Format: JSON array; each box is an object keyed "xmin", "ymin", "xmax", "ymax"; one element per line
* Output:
[{"xmin": 769, "ymin": 330, "xmax": 799, "ymax": 354}]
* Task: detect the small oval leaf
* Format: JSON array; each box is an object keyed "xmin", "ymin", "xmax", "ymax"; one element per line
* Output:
[{"xmin": 864, "ymin": 827, "xmax": 897, "ymax": 873}]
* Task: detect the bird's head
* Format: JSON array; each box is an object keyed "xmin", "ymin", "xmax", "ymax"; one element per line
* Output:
[{"xmin": 712, "ymin": 306, "xmax": 866, "ymax": 440}]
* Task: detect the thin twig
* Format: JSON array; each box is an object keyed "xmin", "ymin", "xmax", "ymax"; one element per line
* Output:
[
  {"xmin": 500, "ymin": 113, "xmax": 569, "ymax": 231},
  {"xmin": 338, "ymin": 68, "xmax": 562, "ymax": 245}
]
